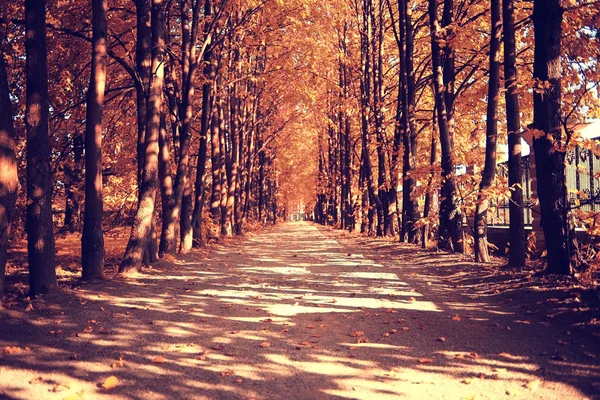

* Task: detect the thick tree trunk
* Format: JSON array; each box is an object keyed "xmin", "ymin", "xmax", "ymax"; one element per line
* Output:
[
  {"xmin": 0, "ymin": 44, "xmax": 18, "ymax": 304},
  {"xmin": 25, "ymin": 0, "xmax": 57, "ymax": 295},
  {"xmin": 81, "ymin": 0, "xmax": 108, "ymax": 281},
  {"xmin": 429, "ymin": 0, "xmax": 464, "ymax": 253},
  {"xmin": 532, "ymin": 0, "xmax": 574, "ymax": 274},
  {"xmin": 120, "ymin": 0, "xmax": 165, "ymax": 274},
  {"xmin": 473, "ymin": 0, "xmax": 501, "ymax": 263},
  {"xmin": 399, "ymin": 0, "xmax": 420, "ymax": 244},
  {"xmin": 504, "ymin": 0, "xmax": 526, "ymax": 268}
]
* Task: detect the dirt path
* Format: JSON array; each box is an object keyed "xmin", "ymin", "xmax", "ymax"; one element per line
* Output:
[{"xmin": 1, "ymin": 222, "xmax": 599, "ymax": 399}]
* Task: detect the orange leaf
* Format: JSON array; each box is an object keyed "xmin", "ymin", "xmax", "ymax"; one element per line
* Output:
[
  {"xmin": 101, "ymin": 376, "xmax": 118, "ymax": 389},
  {"xmin": 259, "ymin": 342, "xmax": 271, "ymax": 348},
  {"xmin": 418, "ymin": 358, "xmax": 433, "ymax": 364},
  {"xmin": 452, "ymin": 315, "xmax": 461, "ymax": 321},
  {"xmin": 151, "ymin": 355, "xmax": 165, "ymax": 363}
]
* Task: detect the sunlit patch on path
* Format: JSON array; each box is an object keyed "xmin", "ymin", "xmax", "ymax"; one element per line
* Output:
[{"xmin": 1, "ymin": 222, "xmax": 598, "ymax": 399}]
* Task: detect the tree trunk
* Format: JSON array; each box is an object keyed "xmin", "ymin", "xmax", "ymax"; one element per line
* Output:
[
  {"xmin": 120, "ymin": 0, "xmax": 165, "ymax": 274},
  {"xmin": 25, "ymin": 0, "xmax": 57, "ymax": 295},
  {"xmin": 0, "ymin": 43, "xmax": 18, "ymax": 303},
  {"xmin": 399, "ymin": 0, "xmax": 420, "ymax": 244},
  {"xmin": 429, "ymin": 0, "xmax": 464, "ymax": 253},
  {"xmin": 81, "ymin": 0, "xmax": 108, "ymax": 281},
  {"xmin": 64, "ymin": 135, "xmax": 83, "ymax": 232},
  {"xmin": 158, "ymin": 111, "xmax": 175, "ymax": 257},
  {"xmin": 422, "ymin": 117, "xmax": 437, "ymax": 249},
  {"xmin": 504, "ymin": 0, "xmax": 526, "ymax": 268},
  {"xmin": 531, "ymin": 0, "xmax": 573, "ymax": 274},
  {"xmin": 473, "ymin": 0, "xmax": 501, "ymax": 263},
  {"xmin": 210, "ymin": 81, "xmax": 222, "ymax": 228}
]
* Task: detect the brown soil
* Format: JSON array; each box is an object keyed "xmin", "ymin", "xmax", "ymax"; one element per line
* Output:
[{"xmin": 1, "ymin": 222, "xmax": 599, "ymax": 399}]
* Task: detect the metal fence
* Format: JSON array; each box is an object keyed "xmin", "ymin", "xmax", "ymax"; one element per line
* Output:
[{"xmin": 489, "ymin": 147, "xmax": 600, "ymax": 227}]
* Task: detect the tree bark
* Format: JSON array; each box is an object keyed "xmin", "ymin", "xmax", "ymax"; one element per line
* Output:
[
  {"xmin": 25, "ymin": 0, "xmax": 57, "ymax": 295},
  {"xmin": 473, "ymin": 0, "xmax": 501, "ymax": 263},
  {"xmin": 0, "ymin": 43, "xmax": 18, "ymax": 303},
  {"xmin": 429, "ymin": 0, "xmax": 464, "ymax": 252},
  {"xmin": 399, "ymin": 0, "xmax": 420, "ymax": 243},
  {"xmin": 81, "ymin": 0, "xmax": 108, "ymax": 281},
  {"xmin": 504, "ymin": 0, "xmax": 526, "ymax": 268},
  {"xmin": 120, "ymin": 0, "xmax": 165, "ymax": 274},
  {"xmin": 210, "ymin": 80, "xmax": 223, "ymax": 228},
  {"xmin": 158, "ymin": 111, "xmax": 175, "ymax": 257},
  {"xmin": 531, "ymin": 0, "xmax": 574, "ymax": 274},
  {"xmin": 63, "ymin": 135, "xmax": 83, "ymax": 232}
]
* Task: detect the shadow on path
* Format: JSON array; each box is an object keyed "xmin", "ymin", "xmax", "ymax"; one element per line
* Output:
[{"xmin": 1, "ymin": 222, "xmax": 599, "ymax": 399}]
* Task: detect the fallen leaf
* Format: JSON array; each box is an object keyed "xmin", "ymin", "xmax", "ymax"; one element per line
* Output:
[
  {"xmin": 151, "ymin": 356, "xmax": 165, "ymax": 363},
  {"xmin": 349, "ymin": 331, "xmax": 365, "ymax": 337},
  {"xmin": 29, "ymin": 376, "xmax": 43, "ymax": 384},
  {"xmin": 525, "ymin": 379, "xmax": 540, "ymax": 391},
  {"xmin": 401, "ymin": 327, "xmax": 409, "ymax": 331},
  {"xmin": 465, "ymin": 352, "xmax": 478, "ymax": 360},
  {"xmin": 452, "ymin": 315, "xmax": 461, "ymax": 322},
  {"xmin": 220, "ymin": 370, "xmax": 234, "ymax": 377},
  {"xmin": 4, "ymin": 346, "xmax": 22, "ymax": 355},
  {"xmin": 25, "ymin": 304, "xmax": 34, "ymax": 312},
  {"xmin": 437, "ymin": 337, "xmax": 446, "ymax": 342},
  {"xmin": 101, "ymin": 376, "xmax": 118, "ymax": 390},
  {"xmin": 418, "ymin": 358, "xmax": 433, "ymax": 364},
  {"xmin": 462, "ymin": 378, "xmax": 473, "ymax": 384},
  {"xmin": 50, "ymin": 383, "xmax": 70, "ymax": 393},
  {"xmin": 259, "ymin": 342, "xmax": 271, "ymax": 348}
]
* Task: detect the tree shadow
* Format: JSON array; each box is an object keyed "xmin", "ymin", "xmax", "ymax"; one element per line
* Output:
[{"xmin": 1, "ymin": 222, "xmax": 599, "ymax": 399}]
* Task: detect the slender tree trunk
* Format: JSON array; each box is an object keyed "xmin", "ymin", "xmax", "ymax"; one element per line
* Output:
[
  {"xmin": 532, "ymin": 0, "xmax": 574, "ymax": 274},
  {"xmin": 120, "ymin": 0, "xmax": 165, "ymax": 274},
  {"xmin": 474, "ymin": 0, "xmax": 501, "ymax": 263},
  {"xmin": 191, "ymin": 0, "xmax": 214, "ymax": 246},
  {"xmin": 429, "ymin": 0, "xmax": 464, "ymax": 253},
  {"xmin": 158, "ymin": 111, "xmax": 175, "ymax": 257},
  {"xmin": 25, "ymin": 0, "xmax": 57, "ymax": 295},
  {"xmin": 64, "ymin": 135, "xmax": 83, "ymax": 232},
  {"xmin": 210, "ymin": 81, "xmax": 222, "ymax": 228},
  {"xmin": 81, "ymin": 0, "xmax": 108, "ymax": 280},
  {"xmin": 422, "ymin": 116, "xmax": 437, "ymax": 249},
  {"xmin": 191, "ymin": 127, "xmax": 208, "ymax": 246},
  {"xmin": 0, "ymin": 44, "xmax": 18, "ymax": 304},
  {"xmin": 504, "ymin": 0, "xmax": 526, "ymax": 268},
  {"xmin": 374, "ymin": 2, "xmax": 389, "ymax": 236}
]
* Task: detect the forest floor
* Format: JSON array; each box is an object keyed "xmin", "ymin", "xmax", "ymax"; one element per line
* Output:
[{"xmin": 1, "ymin": 221, "xmax": 600, "ymax": 400}]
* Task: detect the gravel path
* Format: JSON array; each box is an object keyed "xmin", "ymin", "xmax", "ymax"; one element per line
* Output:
[{"xmin": 1, "ymin": 221, "xmax": 599, "ymax": 399}]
